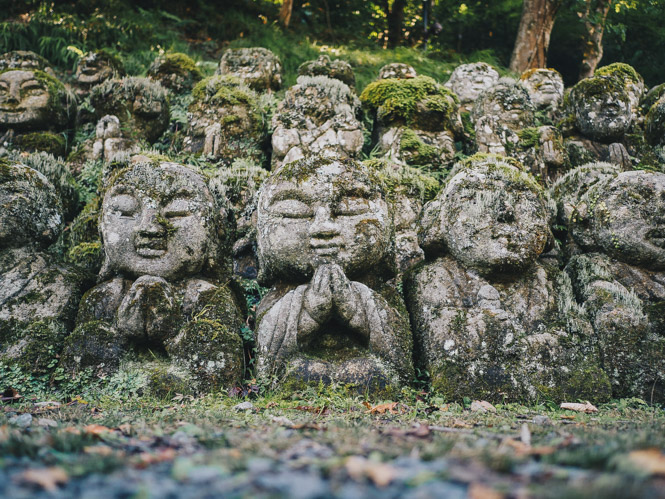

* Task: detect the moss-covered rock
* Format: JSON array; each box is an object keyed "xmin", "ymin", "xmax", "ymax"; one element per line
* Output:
[
  {"xmin": 646, "ymin": 94, "xmax": 665, "ymax": 146},
  {"xmin": 148, "ymin": 52, "xmax": 202, "ymax": 93},
  {"xmin": 60, "ymin": 320, "xmax": 127, "ymax": 376},
  {"xmin": 12, "ymin": 131, "xmax": 66, "ymax": 156}
]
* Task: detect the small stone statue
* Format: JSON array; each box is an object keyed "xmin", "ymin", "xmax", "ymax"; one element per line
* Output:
[
  {"xmin": 406, "ymin": 155, "xmax": 605, "ymax": 402},
  {"xmin": 565, "ymin": 168, "xmax": 665, "ymax": 400},
  {"xmin": 91, "ymin": 115, "xmax": 138, "ymax": 162},
  {"xmin": 520, "ymin": 68, "xmax": 564, "ymax": 122},
  {"xmin": 147, "ymin": 52, "xmax": 202, "ymax": 94},
  {"xmin": 74, "ymin": 51, "xmax": 124, "ymax": 98},
  {"xmin": 298, "ymin": 55, "xmax": 355, "ymax": 89},
  {"xmin": 217, "ymin": 47, "xmax": 282, "ymax": 92},
  {"xmin": 255, "ymin": 156, "xmax": 414, "ymax": 394},
  {"xmin": 62, "ymin": 161, "xmax": 244, "ymax": 392},
  {"xmin": 444, "ymin": 62, "xmax": 499, "ymax": 111}
]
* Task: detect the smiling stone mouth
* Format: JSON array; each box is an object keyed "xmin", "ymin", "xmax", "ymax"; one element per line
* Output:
[
  {"xmin": 135, "ymin": 238, "xmax": 167, "ymax": 257},
  {"xmin": 310, "ymin": 240, "xmax": 344, "ymax": 255}
]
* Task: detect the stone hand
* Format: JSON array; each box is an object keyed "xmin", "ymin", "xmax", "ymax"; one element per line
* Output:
[
  {"xmin": 116, "ymin": 275, "xmax": 179, "ymax": 341},
  {"xmin": 302, "ymin": 264, "xmax": 335, "ymax": 326},
  {"xmin": 328, "ymin": 263, "xmax": 368, "ymax": 335}
]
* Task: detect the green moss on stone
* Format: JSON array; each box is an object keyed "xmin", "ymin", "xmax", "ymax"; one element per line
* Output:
[{"xmin": 595, "ymin": 63, "xmax": 642, "ymax": 84}]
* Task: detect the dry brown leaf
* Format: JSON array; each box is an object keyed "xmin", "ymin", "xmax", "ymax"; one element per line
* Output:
[
  {"xmin": 16, "ymin": 467, "xmax": 68, "ymax": 491},
  {"xmin": 133, "ymin": 448, "xmax": 177, "ymax": 469},
  {"xmin": 366, "ymin": 402, "xmax": 399, "ymax": 415},
  {"xmin": 451, "ymin": 418, "xmax": 473, "ymax": 429},
  {"xmin": 560, "ymin": 415, "xmax": 576, "ymax": 420},
  {"xmin": 345, "ymin": 456, "xmax": 397, "ymax": 487},
  {"xmin": 470, "ymin": 401, "xmax": 497, "ymax": 413},
  {"xmin": 627, "ymin": 449, "xmax": 665, "ymax": 475},
  {"xmin": 84, "ymin": 424, "xmax": 113, "ymax": 436},
  {"xmin": 468, "ymin": 482, "xmax": 505, "ymax": 499},
  {"xmin": 407, "ymin": 424, "xmax": 431, "ymax": 438},
  {"xmin": 560, "ymin": 401, "xmax": 598, "ymax": 413}
]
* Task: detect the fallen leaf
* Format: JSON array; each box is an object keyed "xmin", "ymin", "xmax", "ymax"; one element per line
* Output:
[
  {"xmin": 266, "ymin": 401, "xmax": 278, "ymax": 409},
  {"xmin": 468, "ymin": 482, "xmax": 505, "ymax": 499},
  {"xmin": 627, "ymin": 449, "xmax": 665, "ymax": 475},
  {"xmin": 560, "ymin": 415, "xmax": 576, "ymax": 420},
  {"xmin": 346, "ymin": 456, "xmax": 397, "ymax": 487},
  {"xmin": 294, "ymin": 405, "xmax": 331, "ymax": 416},
  {"xmin": 134, "ymin": 448, "xmax": 177, "ymax": 469},
  {"xmin": 84, "ymin": 424, "xmax": 113, "ymax": 436},
  {"xmin": 470, "ymin": 400, "xmax": 497, "ymax": 413},
  {"xmin": 560, "ymin": 401, "xmax": 598, "ymax": 413},
  {"xmin": 366, "ymin": 402, "xmax": 399, "ymax": 415},
  {"xmin": 16, "ymin": 467, "xmax": 68, "ymax": 492}
]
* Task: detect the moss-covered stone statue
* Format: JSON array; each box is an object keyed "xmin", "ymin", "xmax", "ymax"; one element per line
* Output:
[
  {"xmin": 377, "ymin": 63, "xmax": 417, "ymax": 80},
  {"xmin": 472, "ymin": 78, "xmax": 568, "ymax": 182},
  {"xmin": 360, "ymin": 75, "xmax": 461, "ymax": 171},
  {"xmin": 565, "ymin": 168, "xmax": 665, "ymax": 400},
  {"xmin": 61, "ymin": 161, "xmax": 245, "ymax": 393},
  {"xmin": 561, "ymin": 75, "xmax": 635, "ymax": 169},
  {"xmin": 646, "ymin": 93, "xmax": 665, "ymax": 147},
  {"xmin": 520, "ymin": 68, "xmax": 564, "ymax": 122},
  {"xmin": 0, "ymin": 160, "xmax": 85, "ymax": 374},
  {"xmin": 298, "ymin": 55, "xmax": 355, "ymax": 89},
  {"xmin": 405, "ymin": 154, "xmax": 606, "ymax": 402},
  {"xmin": 254, "ymin": 156, "xmax": 414, "ymax": 395},
  {"xmin": 74, "ymin": 50, "xmax": 124, "ymax": 98},
  {"xmin": 216, "ymin": 47, "xmax": 282, "ymax": 92},
  {"xmin": 147, "ymin": 52, "xmax": 202, "ymax": 94},
  {"xmin": 595, "ymin": 63, "xmax": 645, "ymax": 118},
  {"xmin": 0, "ymin": 67, "xmax": 76, "ymax": 156},
  {"xmin": 444, "ymin": 62, "xmax": 499, "ymax": 111},
  {"xmin": 183, "ymin": 75, "xmax": 267, "ymax": 166},
  {"xmin": 272, "ymin": 76, "xmax": 364, "ymax": 169},
  {"xmin": 89, "ymin": 77, "xmax": 169, "ymax": 143}
]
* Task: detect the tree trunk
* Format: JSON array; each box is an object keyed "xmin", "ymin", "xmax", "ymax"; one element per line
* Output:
[
  {"xmin": 578, "ymin": 0, "xmax": 614, "ymax": 80},
  {"xmin": 386, "ymin": 0, "xmax": 407, "ymax": 48},
  {"xmin": 279, "ymin": 0, "xmax": 294, "ymax": 27},
  {"xmin": 509, "ymin": 0, "xmax": 562, "ymax": 74}
]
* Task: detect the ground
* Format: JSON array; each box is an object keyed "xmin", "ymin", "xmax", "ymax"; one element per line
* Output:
[{"xmin": 1, "ymin": 389, "xmax": 664, "ymax": 498}]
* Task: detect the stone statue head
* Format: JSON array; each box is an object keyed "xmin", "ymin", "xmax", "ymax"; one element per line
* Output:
[
  {"xmin": 100, "ymin": 161, "xmax": 224, "ymax": 281},
  {"xmin": 0, "ymin": 51, "xmax": 50, "ymax": 72},
  {"xmin": 571, "ymin": 170, "xmax": 665, "ymax": 270},
  {"xmin": 472, "ymin": 78, "xmax": 535, "ymax": 131},
  {"xmin": 378, "ymin": 63, "xmax": 417, "ymax": 80},
  {"xmin": 570, "ymin": 75, "xmax": 633, "ymax": 142},
  {"xmin": 0, "ymin": 69, "xmax": 74, "ymax": 132},
  {"xmin": 0, "ymin": 161, "xmax": 63, "ymax": 250},
  {"xmin": 420, "ymin": 155, "xmax": 552, "ymax": 276},
  {"xmin": 257, "ymin": 156, "xmax": 392, "ymax": 284},
  {"xmin": 520, "ymin": 68, "xmax": 564, "ymax": 110},
  {"xmin": 595, "ymin": 63, "xmax": 644, "ymax": 114},
  {"xmin": 217, "ymin": 47, "xmax": 282, "ymax": 92},
  {"xmin": 298, "ymin": 55, "xmax": 355, "ymax": 88},
  {"xmin": 444, "ymin": 62, "xmax": 499, "ymax": 104},
  {"xmin": 75, "ymin": 51, "xmax": 123, "ymax": 87},
  {"xmin": 646, "ymin": 94, "xmax": 665, "ymax": 147}
]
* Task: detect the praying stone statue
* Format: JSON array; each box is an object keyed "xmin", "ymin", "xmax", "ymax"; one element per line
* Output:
[
  {"xmin": 298, "ymin": 55, "xmax": 355, "ymax": 89},
  {"xmin": 0, "ymin": 160, "xmax": 85, "ymax": 375},
  {"xmin": 91, "ymin": 115, "xmax": 138, "ymax": 162},
  {"xmin": 520, "ymin": 68, "xmax": 564, "ymax": 122},
  {"xmin": 61, "ymin": 161, "xmax": 244, "ymax": 392},
  {"xmin": 406, "ymin": 155, "xmax": 606, "ymax": 402},
  {"xmin": 147, "ymin": 52, "xmax": 202, "ymax": 94},
  {"xmin": 444, "ymin": 62, "xmax": 499, "ymax": 110},
  {"xmin": 184, "ymin": 75, "xmax": 268, "ymax": 166},
  {"xmin": 217, "ymin": 47, "xmax": 282, "ymax": 92},
  {"xmin": 74, "ymin": 50, "xmax": 124, "ymax": 98},
  {"xmin": 255, "ymin": 156, "xmax": 414, "ymax": 394},
  {"xmin": 562, "ymin": 75, "xmax": 635, "ymax": 169},
  {"xmin": 377, "ymin": 63, "xmax": 417, "ymax": 80},
  {"xmin": 564, "ymin": 168, "xmax": 665, "ymax": 400},
  {"xmin": 89, "ymin": 77, "xmax": 169, "ymax": 143},
  {"xmin": 271, "ymin": 76, "xmax": 364, "ymax": 169}
]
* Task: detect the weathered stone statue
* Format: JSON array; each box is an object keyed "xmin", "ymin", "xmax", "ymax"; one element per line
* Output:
[
  {"xmin": 565, "ymin": 168, "xmax": 665, "ymax": 400},
  {"xmin": 91, "ymin": 115, "xmax": 138, "ymax": 162},
  {"xmin": 0, "ymin": 51, "xmax": 53, "ymax": 73},
  {"xmin": 520, "ymin": 68, "xmax": 564, "ymax": 122},
  {"xmin": 217, "ymin": 47, "xmax": 282, "ymax": 92},
  {"xmin": 184, "ymin": 75, "xmax": 267, "ymax": 165},
  {"xmin": 89, "ymin": 77, "xmax": 169, "ymax": 143},
  {"xmin": 271, "ymin": 76, "xmax": 364, "ymax": 169},
  {"xmin": 561, "ymin": 75, "xmax": 635, "ymax": 169},
  {"xmin": 406, "ymin": 155, "xmax": 606, "ymax": 402},
  {"xmin": 0, "ymin": 67, "xmax": 76, "ymax": 156},
  {"xmin": 61, "ymin": 161, "xmax": 244, "ymax": 392},
  {"xmin": 74, "ymin": 51, "xmax": 124, "ymax": 98},
  {"xmin": 377, "ymin": 63, "xmax": 417, "ymax": 80},
  {"xmin": 255, "ymin": 156, "xmax": 413, "ymax": 394},
  {"xmin": 444, "ymin": 62, "xmax": 499, "ymax": 110},
  {"xmin": 147, "ymin": 52, "xmax": 202, "ymax": 94},
  {"xmin": 595, "ymin": 63, "xmax": 645, "ymax": 117},
  {"xmin": 646, "ymin": 93, "xmax": 665, "ymax": 147},
  {"xmin": 360, "ymin": 75, "xmax": 461, "ymax": 171},
  {"xmin": 298, "ymin": 55, "xmax": 355, "ymax": 89},
  {"xmin": 0, "ymin": 160, "xmax": 85, "ymax": 374}
]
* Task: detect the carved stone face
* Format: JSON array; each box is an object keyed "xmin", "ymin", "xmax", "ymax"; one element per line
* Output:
[
  {"xmin": 75, "ymin": 52, "xmax": 115, "ymax": 86},
  {"xmin": 101, "ymin": 162, "xmax": 218, "ymax": 280},
  {"xmin": 445, "ymin": 63, "xmax": 499, "ymax": 104},
  {"xmin": 473, "ymin": 80, "xmax": 534, "ymax": 131},
  {"xmin": 521, "ymin": 69, "xmax": 564, "ymax": 109},
  {"xmin": 0, "ymin": 70, "xmax": 51, "ymax": 130},
  {"xmin": 427, "ymin": 158, "xmax": 550, "ymax": 275},
  {"xmin": 0, "ymin": 162, "xmax": 62, "ymax": 249},
  {"xmin": 583, "ymin": 171, "xmax": 665, "ymax": 269},
  {"xmin": 572, "ymin": 76, "xmax": 633, "ymax": 142},
  {"xmin": 257, "ymin": 158, "xmax": 391, "ymax": 283}
]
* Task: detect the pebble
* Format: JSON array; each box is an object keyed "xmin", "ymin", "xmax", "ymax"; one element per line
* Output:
[
  {"xmin": 9, "ymin": 413, "xmax": 33, "ymax": 428},
  {"xmin": 233, "ymin": 401, "xmax": 255, "ymax": 411},
  {"xmin": 38, "ymin": 418, "xmax": 58, "ymax": 428},
  {"xmin": 533, "ymin": 415, "xmax": 551, "ymax": 426}
]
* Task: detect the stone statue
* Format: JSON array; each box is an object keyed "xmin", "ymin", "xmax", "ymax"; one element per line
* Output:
[
  {"xmin": 444, "ymin": 62, "xmax": 499, "ymax": 110},
  {"xmin": 646, "ymin": 93, "xmax": 665, "ymax": 147},
  {"xmin": 255, "ymin": 156, "xmax": 413, "ymax": 394},
  {"xmin": 61, "ymin": 161, "xmax": 244, "ymax": 392},
  {"xmin": 91, "ymin": 115, "xmax": 138, "ymax": 162},
  {"xmin": 147, "ymin": 52, "xmax": 202, "ymax": 94},
  {"xmin": 271, "ymin": 76, "xmax": 364, "ymax": 169},
  {"xmin": 377, "ymin": 63, "xmax": 417, "ymax": 80},
  {"xmin": 0, "ymin": 51, "xmax": 53, "ymax": 74},
  {"xmin": 298, "ymin": 55, "xmax": 355, "ymax": 89},
  {"xmin": 595, "ymin": 63, "xmax": 645, "ymax": 117},
  {"xmin": 520, "ymin": 68, "xmax": 564, "ymax": 122},
  {"xmin": 0, "ymin": 160, "xmax": 85, "ymax": 374},
  {"xmin": 565, "ymin": 168, "xmax": 665, "ymax": 400},
  {"xmin": 217, "ymin": 47, "xmax": 282, "ymax": 92},
  {"xmin": 74, "ymin": 51, "xmax": 124, "ymax": 98},
  {"xmin": 406, "ymin": 155, "xmax": 605, "ymax": 402}
]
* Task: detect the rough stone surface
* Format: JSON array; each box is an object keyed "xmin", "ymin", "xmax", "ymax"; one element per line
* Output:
[
  {"xmin": 520, "ymin": 68, "xmax": 564, "ymax": 120},
  {"xmin": 298, "ymin": 55, "xmax": 355, "ymax": 89},
  {"xmin": 147, "ymin": 52, "xmax": 202, "ymax": 93},
  {"xmin": 444, "ymin": 62, "xmax": 499, "ymax": 108},
  {"xmin": 74, "ymin": 51, "xmax": 124, "ymax": 97},
  {"xmin": 646, "ymin": 93, "xmax": 665, "ymax": 147},
  {"xmin": 255, "ymin": 156, "xmax": 413, "ymax": 393},
  {"xmin": 217, "ymin": 47, "xmax": 282, "ymax": 92},
  {"xmin": 378, "ymin": 63, "xmax": 417, "ymax": 80}
]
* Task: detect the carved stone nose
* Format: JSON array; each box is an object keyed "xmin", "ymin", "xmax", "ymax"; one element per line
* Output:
[
  {"xmin": 136, "ymin": 209, "xmax": 165, "ymax": 237},
  {"xmin": 7, "ymin": 83, "xmax": 20, "ymax": 104},
  {"xmin": 310, "ymin": 206, "xmax": 339, "ymax": 239}
]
